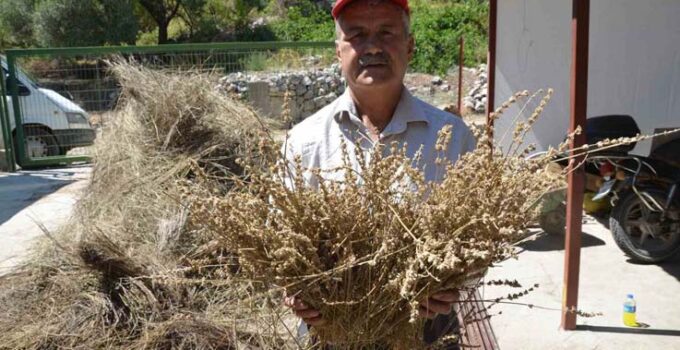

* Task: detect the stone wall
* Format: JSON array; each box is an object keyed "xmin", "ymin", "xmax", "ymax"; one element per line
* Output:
[
  {"xmin": 216, "ymin": 65, "xmax": 345, "ymax": 122},
  {"xmin": 463, "ymin": 64, "xmax": 488, "ymax": 114}
]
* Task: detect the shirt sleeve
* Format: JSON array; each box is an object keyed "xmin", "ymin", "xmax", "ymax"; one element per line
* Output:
[{"xmin": 462, "ymin": 124, "xmax": 477, "ymax": 154}]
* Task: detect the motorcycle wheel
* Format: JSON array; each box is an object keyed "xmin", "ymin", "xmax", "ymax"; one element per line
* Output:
[{"xmin": 610, "ymin": 189, "xmax": 680, "ymax": 263}]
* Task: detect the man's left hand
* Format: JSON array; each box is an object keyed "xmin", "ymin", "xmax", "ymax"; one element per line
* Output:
[{"xmin": 419, "ymin": 290, "xmax": 460, "ymax": 319}]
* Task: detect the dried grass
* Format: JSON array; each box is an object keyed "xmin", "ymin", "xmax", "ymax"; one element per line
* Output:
[
  {"xmin": 1, "ymin": 60, "xmax": 652, "ymax": 350},
  {"xmin": 187, "ymin": 90, "xmax": 569, "ymax": 349},
  {"xmin": 0, "ymin": 60, "xmax": 289, "ymax": 350}
]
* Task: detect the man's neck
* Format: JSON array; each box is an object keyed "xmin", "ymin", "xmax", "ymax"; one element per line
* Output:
[{"xmin": 349, "ymin": 84, "xmax": 404, "ymax": 140}]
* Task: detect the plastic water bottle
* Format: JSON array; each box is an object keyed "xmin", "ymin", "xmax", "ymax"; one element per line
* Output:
[{"xmin": 623, "ymin": 294, "xmax": 637, "ymax": 327}]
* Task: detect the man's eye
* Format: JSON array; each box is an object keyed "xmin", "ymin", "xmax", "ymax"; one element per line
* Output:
[{"xmin": 349, "ymin": 32, "xmax": 366, "ymax": 40}]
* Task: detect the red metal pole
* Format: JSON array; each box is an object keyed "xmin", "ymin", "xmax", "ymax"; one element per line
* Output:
[
  {"xmin": 562, "ymin": 0, "xmax": 590, "ymax": 331},
  {"xmin": 486, "ymin": 0, "xmax": 497, "ymax": 140},
  {"xmin": 458, "ymin": 36, "xmax": 464, "ymax": 114}
]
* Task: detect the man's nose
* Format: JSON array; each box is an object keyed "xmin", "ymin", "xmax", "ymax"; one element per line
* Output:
[{"xmin": 362, "ymin": 35, "xmax": 384, "ymax": 55}]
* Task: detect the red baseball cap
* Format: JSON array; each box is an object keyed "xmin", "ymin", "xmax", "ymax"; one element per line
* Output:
[{"xmin": 332, "ymin": 0, "xmax": 410, "ymax": 19}]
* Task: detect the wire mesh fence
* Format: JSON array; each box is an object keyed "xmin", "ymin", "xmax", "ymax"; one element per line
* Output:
[{"xmin": 1, "ymin": 41, "xmax": 336, "ymax": 170}]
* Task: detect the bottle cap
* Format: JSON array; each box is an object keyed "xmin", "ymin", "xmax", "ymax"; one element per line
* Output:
[{"xmin": 627, "ymin": 293, "xmax": 634, "ymax": 299}]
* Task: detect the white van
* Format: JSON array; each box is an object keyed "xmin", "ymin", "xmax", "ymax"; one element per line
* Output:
[{"xmin": 1, "ymin": 56, "xmax": 95, "ymax": 159}]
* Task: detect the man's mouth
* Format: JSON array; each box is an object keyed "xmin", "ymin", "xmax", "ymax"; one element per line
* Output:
[{"xmin": 358, "ymin": 54, "xmax": 389, "ymax": 68}]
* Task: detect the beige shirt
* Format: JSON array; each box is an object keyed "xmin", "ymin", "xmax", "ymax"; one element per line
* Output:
[{"xmin": 284, "ymin": 87, "xmax": 477, "ymax": 187}]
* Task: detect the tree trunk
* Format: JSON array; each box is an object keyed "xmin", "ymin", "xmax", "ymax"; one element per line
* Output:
[{"xmin": 158, "ymin": 21, "xmax": 169, "ymax": 44}]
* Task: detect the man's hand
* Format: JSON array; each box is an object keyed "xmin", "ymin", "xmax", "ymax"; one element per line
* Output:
[
  {"xmin": 419, "ymin": 290, "xmax": 460, "ymax": 319},
  {"xmin": 284, "ymin": 295, "xmax": 327, "ymax": 326}
]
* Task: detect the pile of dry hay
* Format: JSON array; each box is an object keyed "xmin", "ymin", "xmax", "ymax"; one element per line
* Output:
[
  {"xmin": 188, "ymin": 90, "xmax": 569, "ymax": 349},
  {"xmin": 0, "ymin": 61, "xmax": 291, "ymax": 349}
]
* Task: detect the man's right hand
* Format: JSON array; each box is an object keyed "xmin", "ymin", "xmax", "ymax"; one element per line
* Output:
[{"xmin": 284, "ymin": 295, "xmax": 327, "ymax": 326}]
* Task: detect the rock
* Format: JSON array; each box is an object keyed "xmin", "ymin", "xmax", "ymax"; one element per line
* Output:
[
  {"xmin": 440, "ymin": 84, "xmax": 451, "ymax": 92},
  {"xmin": 313, "ymin": 96, "xmax": 327, "ymax": 109},
  {"xmin": 431, "ymin": 76, "xmax": 444, "ymax": 85},
  {"xmin": 303, "ymin": 101, "xmax": 316, "ymax": 112},
  {"xmin": 215, "ymin": 66, "xmax": 347, "ymax": 121}
]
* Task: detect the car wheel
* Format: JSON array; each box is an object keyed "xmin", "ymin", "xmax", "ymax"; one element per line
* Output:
[{"xmin": 13, "ymin": 127, "xmax": 61, "ymax": 160}]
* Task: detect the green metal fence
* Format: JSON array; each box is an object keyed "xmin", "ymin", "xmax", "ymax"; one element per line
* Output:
[
  {"xmin": 0, "ymin": 63, "xmax": 15, "ymax": 171},
  {"xmin": 1, "ymin": 41, "xmax": 335, "ymax": 171}
]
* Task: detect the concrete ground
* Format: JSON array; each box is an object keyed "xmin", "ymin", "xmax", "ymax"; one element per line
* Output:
[
  {"xmin": 0, "ymin": 166, "xmax": 90, "ymax": 274},
  {"xmin": 484, "ymin": 218, "xmax": 680, "ymax": 350}
]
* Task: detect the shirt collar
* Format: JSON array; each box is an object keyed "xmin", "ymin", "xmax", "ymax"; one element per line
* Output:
[{"xmin": 332, "ymin": 86, "xmax": 429, "ymax": 136}]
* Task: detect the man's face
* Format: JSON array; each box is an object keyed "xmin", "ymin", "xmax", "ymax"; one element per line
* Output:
[{"xmin": 335, "ymin": 1, "xmax": 414, "ymax": 92}]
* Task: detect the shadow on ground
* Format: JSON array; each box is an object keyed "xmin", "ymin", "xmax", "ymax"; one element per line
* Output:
[
  {"xmin": 0, "ymin": 169, "xmax": 79, "ymax": 225},
  {"xmin": 518, "ymin": 231, "xmax": 606, "ymax": 252},
  {"xmin": 592, "ymin": 213, "xmax": 680, "ymax": 281},
  {"xmin": 576, "ymin": 325, "xmax": 680, "ymax": 337},
  {"xmin": 636, "ymin": 254, "xmax": 680, "ymax": 283}
]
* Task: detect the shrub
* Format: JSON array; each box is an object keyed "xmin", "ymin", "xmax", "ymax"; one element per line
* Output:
[
  {"xmin": 269, "ymin": 0, "xmax": 335, "ymax": 42},
  {"xmin": 410, "ymin": 1, "xmax": 488, "ymax": 74}
]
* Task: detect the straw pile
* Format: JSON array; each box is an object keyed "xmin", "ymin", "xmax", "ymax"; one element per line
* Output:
[
  {"xmin": 188, "ymin": 90, "xmax": 568, "ymax": 349},
  {"xmin": 0, "ymin": 61, "xmax": 288, "ymax": 349}
]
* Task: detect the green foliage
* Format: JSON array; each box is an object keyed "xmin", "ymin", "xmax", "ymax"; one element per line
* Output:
[
  {"xmin": 240, "ymin": 51, "xmax": 269, "ymax": 71},
  {"xmin": 269, "ymin": 0, "xmax": 335, "ymax": 41},
  {"xmin": 167, "ymin": 0, "xmax": 273, "ymax": 43},
  {"xmin": 410, "ymin": 0, "xmax": 488, "ymax": 74},
  {"xmin": 136, "ymin": 29, "xmax": 160, "ymax": 46},
  {"xmin": 0, "ymin": 0, "xmax": 38, "ymax": 49},
  {"xmin": 1, "ymin": 0, "xmax": 488, "ymax": 77},
  {"xmin": 33, "ymin": 0, "xmax": 138, "ymax": 47}
]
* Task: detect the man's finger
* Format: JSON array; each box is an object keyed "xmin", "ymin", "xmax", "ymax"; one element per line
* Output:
[
  {"xmin": 295, "ymin": 308, "xmax": 321, "ymax": 319},
  {"xmin": 304, "ymin": 316, "xmax": 327, "ymax": 327},
  {"xmin": 420, "ymin": 298, "xmax": 452, "ymax": 315},
  {"xmin": 283, "ymin": 296, "xmax": 311, "ymax": 311},
  {"xmin": 418, "ymin": 305, "xmax": 437, "ymax": 319},
  {"xmin": 283, "ymin": 296, "xmax": 295, "ymax": 308},
  {"xmin": 292, "ymin": 298, "xmax": 309, "ymax": 310},
  {"xmin": 430, "ymin": 290, "xmax": 459, "ymax": 303}
]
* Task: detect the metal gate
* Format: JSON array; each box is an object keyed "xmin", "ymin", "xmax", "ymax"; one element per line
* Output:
[
  {"xmin": 2, "ymin": 41, "xmax": 335, "ymax": 171},
  {"xmin": 0, "ymin": 62, "xmax": 15, "ymax": 171}
]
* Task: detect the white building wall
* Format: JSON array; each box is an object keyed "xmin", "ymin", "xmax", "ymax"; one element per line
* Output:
[{"xmin": 494, "ymin": 0, "xmax": 680, "ymax": 155}]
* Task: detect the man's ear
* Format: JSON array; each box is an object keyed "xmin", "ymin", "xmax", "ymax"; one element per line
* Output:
[
  {"xmin": 336, "ymin": 40, "xmax": 342, "ymax": 64},
  {"xmin": 407, "ymin": 34, "xmax": 415, "ymax": 61}
]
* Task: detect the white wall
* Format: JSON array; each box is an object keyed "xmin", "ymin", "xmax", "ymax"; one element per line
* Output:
[{"xmin": 494, "ymin": 0, "xmax": 680, "ymax": 156}]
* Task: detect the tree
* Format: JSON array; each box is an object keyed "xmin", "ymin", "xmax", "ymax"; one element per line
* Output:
[
  {"xmin": 136, "ymin": 0, "xmax": 183, "ymax": 44},
  {"xmin": 0, "ymin": 0, "xmax": 38, "ymax": 49},
  {"xmin": 33, "ymin": 0, "xmax": 138, "ymax": 47}
]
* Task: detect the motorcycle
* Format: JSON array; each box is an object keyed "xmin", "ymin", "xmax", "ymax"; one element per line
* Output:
[{"xmin": 584, "ymin": 115, "xmax": 680, "ymax": 263}]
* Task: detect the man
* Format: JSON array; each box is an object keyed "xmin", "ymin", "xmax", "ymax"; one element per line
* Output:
[{"xmin": 283, "ymin": 0, "xmax": 477, "ymax": 347}]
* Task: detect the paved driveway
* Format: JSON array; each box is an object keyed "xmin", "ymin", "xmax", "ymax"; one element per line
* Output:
[
  {"xmin": 485, "ymin": 218, "xmax": 680, "ymax": 350},
  {"xmin": 0, "ymin": 166, "xmax": 90, "ymax": 274}
]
